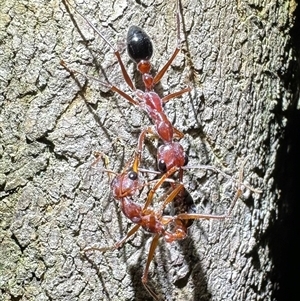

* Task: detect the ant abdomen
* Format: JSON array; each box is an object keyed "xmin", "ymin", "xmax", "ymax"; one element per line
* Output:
[{"xmin": 127, "ymin": 25, "xmax": 153, "ymax": 63}]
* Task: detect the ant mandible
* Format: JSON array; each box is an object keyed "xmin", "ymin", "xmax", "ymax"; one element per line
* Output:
[{"xmin": 62, "ymin": 0, "xmax": 190, "ymax": 177}]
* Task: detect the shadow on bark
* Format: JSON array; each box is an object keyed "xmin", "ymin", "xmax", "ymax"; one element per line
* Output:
[{"xmin": 271, "ymin": 4, "xmax": 300, "ymax": 299}]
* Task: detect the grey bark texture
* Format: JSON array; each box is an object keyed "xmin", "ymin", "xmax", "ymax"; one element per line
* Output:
[{"xmin": 0, "ymin": 0, "xmax": 298, "ymax": 301}]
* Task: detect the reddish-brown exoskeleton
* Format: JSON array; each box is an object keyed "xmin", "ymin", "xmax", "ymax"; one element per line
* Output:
[
  {"xmin": 62, "ymin": 1, "xmax": 259, "ymax": 300},
  {"xmin": 62, "ymin": 0, "xmax": 190, "ymax": 178},
  {"xmin": 85, "ymin": 149, "xmax": 243, "ymax": 300}
]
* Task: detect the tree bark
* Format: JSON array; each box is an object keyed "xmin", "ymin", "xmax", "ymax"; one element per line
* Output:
[{"xmin": 0, "ymin": 0, "xmax": 298, "ymax": 300}]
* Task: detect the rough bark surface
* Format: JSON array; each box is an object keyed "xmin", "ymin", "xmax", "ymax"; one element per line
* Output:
[{"xmin": 0, "ymin": 0, "xmax": 298, "ymax": 301}]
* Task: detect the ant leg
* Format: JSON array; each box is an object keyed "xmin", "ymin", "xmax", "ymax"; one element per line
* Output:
[
  {"xmin": 60, "ymin": 60, "xmax": 140, "ymax": 106},
  {"xmin": 63, "ymin": 0, "xmax": 135, "ymax": 91},
  {"xmin": 84, "ymin": 224, "xmax": 141, "ymax": 253},
  {"xmin": 162, "ymin": 86, "xmax": 192, "ymax": 139},
  {"xmin": 153, "ymin": 48, "xmax": 180, "ymax": 85},
  {"xmin": 173, "ymin": 127, "xmax": 185, "ymax": 139},
  {"xmin": 176, "ymin": 166, "xmax": 245, "ymax": 222},
  {"xmin": 226, "ymin": 185, "xmax": 242, "ymax": 217},
  {"xmin": 161, "ymin": 86, "xmax": 192, "ymax": 104},
  {"xmin": 175, "ymin": 183, "xmax": 242, "ymax": 222},
  {"xmin": 225, "ymin": 157, "xmax": 248, "ymax": 216},
  {"xmin": 142, "ymin": 234, "xmax": 160, "ymax": 279},
  {"xmin": 158, "ymin": 183, "xmax": 185, "ymax": 216},
  {"xmin": 136, "ymin": 126, "xmax": 157, "ymax": 162},
  {"xmin": 143, "ymin": 285, "xmax": 160, "ymax": 301},
  {"xmin": 136, "ymin": 124, "xmax": 184, "ymax": 153},
  {"xmin": 153, "ymin": 0, "xmax": 182, "ymax": 85},
  {"xmin": 110, "ymin": 85, "xmax": 139, "ymax": 106},
  {"xmin": 175, "ymin": 212, "xmax": 228, "ymax": 221},
  {"xmin": 113, "ymin": 224, "xmax": 141, "ymax": 248},
  {"xmin": 181, "ymin": 163, "xmax": 259, "ymax": 193},
  {"xmin": 143, "ymin": 166, "xmax": 180, "ymax": 210},
  {"xmin": 183, "ymin": 156, "xmax": 262, "ymax": 195}
]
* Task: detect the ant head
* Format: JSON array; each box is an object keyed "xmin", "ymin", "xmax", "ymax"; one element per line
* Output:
[
  {"xmin": 111, "ymin": 168, "xmax": 139, "ymax": 199},
  {"xmin": 157, "ymin": 142, "xmax": 186, "ymax": 172}
]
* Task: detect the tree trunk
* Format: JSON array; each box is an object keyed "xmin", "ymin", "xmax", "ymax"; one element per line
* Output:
[{"xmin": 0, "ymin": 0, "xmax": 298, "ymax": 300}]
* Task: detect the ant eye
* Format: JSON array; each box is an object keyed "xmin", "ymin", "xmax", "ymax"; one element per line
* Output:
[
  {"xmin": 158, "ymin": 160, "xmax": 167, "ymax": 172},
  {"xmin": 184, "ymin": 154, "xmax": 189, "ymax": 166},
  {"xmin": 128, "ymin": 171, "xmax": 138, "ymax": 180}
]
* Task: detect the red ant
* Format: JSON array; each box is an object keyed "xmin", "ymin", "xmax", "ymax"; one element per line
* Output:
[
  {"xmin": 85, "ymin": 163, "xmax": 243, "ymax": 300},
  {"xmin": 62, "ymin": 0, "xmax": 190, "ymax": 177},
  {"xmin": 85, "ymin": 148, "xmax": 244, "ymax": 300}
]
